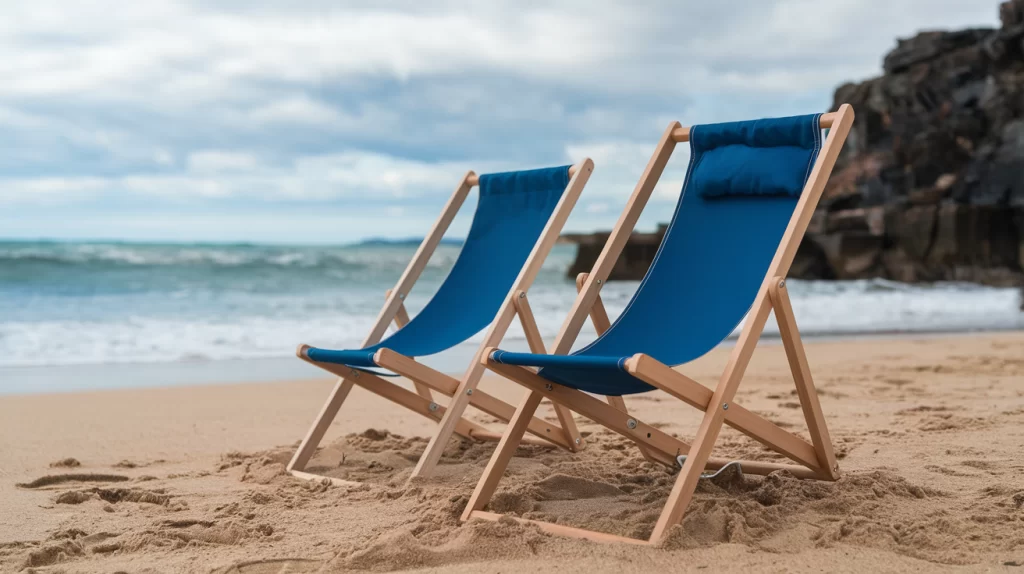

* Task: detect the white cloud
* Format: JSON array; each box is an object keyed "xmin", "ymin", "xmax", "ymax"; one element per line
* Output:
[
  {"xmin": 153, "ymin": 150, "xmax": 175, "ymax": 166},
  {"xmin": 0, "ymin": 0, "xmax": 1001, "ymax": 240},
  {"xmin": 0, "ymin": 151, "xmax": 517, "ymax": 205},
  {"xmin": 246, "ymin": 96, "xmax": 346, "ymax": 126},
  {"xmin": 565, "ymin": 139, "xmax": 690, "ymax": 201},
  {"xmin": 0, "ymin": 1, "xmax": 998, "ymax": 104},
  {"xmin": 187, "ymin": 150, "xmax": 259, "ymax": 173}
]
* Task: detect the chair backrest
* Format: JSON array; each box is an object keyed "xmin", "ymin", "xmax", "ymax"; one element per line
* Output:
[
  {"xmin": 371, "ymin": 165, "xmax": 571, "ymax": 357},
  {"xmin": 577, "ymin": 114, "xmax": 824, "ymax": 366}
]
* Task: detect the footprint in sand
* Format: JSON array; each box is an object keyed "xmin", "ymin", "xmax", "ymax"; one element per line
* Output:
[
  {"xmin": 923, "ymin": 464, "xmax": 977, "ymax": 477},
  {"xmin": 895, "ymin": 405, "xmax": 956, "ymax": 415},
  {"xmin": 533, "ymin": 473, "xmax": 624, "ymax": 500},
  {"xmin": 211, "ymin": 558, "xmax": 324, "ymax": 574},
  {"xmin": 16, "ymin": 529, "xmax": 119, "ymax": 569},
  {"xmin": 916, "ymin": 414, "xmax": 987, "ymax": 432},
  {"xmin": 53, "ymin": 487, "xmax": 176, "ymax": 507},
  {"xmin": 48, "ymin": 457, "xmax": 81, "ymax": 468},
  {"xmin": 16, "ymin": 474, "xmax": 130, "ymax": 489},
  {"xmin": 960, "ymin": 460, "xmax": 1001, "ymax": 473}
]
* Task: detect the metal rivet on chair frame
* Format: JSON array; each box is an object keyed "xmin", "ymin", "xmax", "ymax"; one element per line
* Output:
[{"xmin": 626, "ymin": 418, "xmax": 638, "ymax": 429}]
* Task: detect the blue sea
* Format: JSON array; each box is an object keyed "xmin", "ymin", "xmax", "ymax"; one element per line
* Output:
[{"xmin": 1, "ymin": 240, "xmax": 1021, "ymax": 394}]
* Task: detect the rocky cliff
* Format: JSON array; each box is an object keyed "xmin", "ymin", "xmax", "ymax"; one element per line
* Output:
[
  {"xmin": 809, "ymin": 0, "xmax": 1024, "ymax": 287},
  {"xmin": 565, "ymin": 1, "xmax": 1024, "ymax": 307}
]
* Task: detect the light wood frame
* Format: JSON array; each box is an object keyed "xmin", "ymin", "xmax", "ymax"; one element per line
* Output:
[
  {"xmin": 461, "ymin": 105, "xmax": 854, "ymax": 545},
  {"xmin": 288, "ymin": 160, "xmax": 594, "ymax": 482}
]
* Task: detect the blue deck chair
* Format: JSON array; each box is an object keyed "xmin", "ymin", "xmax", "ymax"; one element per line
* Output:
[
  {"xmin": 461, "ymin": 106, "xmax": 854, "ymax": 545},
  {"xmin": 289, "ymin": 160, "xmax": 594, "ymax": 483}
]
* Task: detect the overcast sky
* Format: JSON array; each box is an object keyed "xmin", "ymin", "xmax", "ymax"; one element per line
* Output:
[{"xmin": 0, "ymin": 1, "xmax": 1000, "ymax": 244}]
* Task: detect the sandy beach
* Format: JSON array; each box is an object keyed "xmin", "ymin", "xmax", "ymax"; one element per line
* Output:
[{"xmin": 2, "ymin": 332, "xmax": 1023, "ymax": 572}]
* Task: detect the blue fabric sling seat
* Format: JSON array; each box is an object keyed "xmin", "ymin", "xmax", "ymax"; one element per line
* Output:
[
  {"xmin": 304, "ymin": 165, "xmax": 571, "ymax": 371},
  {"xmin": 488, "ymin": 114, "xmax": 824, "ymax": 396}
]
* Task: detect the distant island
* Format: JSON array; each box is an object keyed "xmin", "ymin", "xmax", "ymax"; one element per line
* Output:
[{"xmin": 356, "ymin": 237, "xmax": 464, "ymax": 247}]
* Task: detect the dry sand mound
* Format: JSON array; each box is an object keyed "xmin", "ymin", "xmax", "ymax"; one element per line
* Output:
[
  {"xmin": 293, "ymin": 429, "xmax": 1022, "ymax": 568},
  {"xmin": 8, "ymin": 426, "xmax": 1024, "ymax": 572},
  {"xmin": 339, "ymin": 516, "xmax": 548, "ymax": 572},
  {"xmin": 16, "ymin": 473, "xmax": 130, "ymax": 489},
  {"xmin": 4, "ymin": 334, "xmax": 1024, "ymax": 572}
]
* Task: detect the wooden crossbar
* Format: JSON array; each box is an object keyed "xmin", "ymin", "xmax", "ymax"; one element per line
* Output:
[
  {"xmin": 485, "ymin": 358, "xmax": 691, "ymax": 463},
  {"xmin": 296, "ymin": 351, "xmax": 489, "ymax": 441},
  {"xmin": 373, "ymin": 348, "xmax": 571, "ymax": 449},
  {"xmin": 483, "ymin": 359, "xmax": 824, "ymax": 480},
  {"xmin": 466, "ymin": 164, "xmax": 579, "ymax": 187},
  {"xmin": 624, "ymin": 354, "xmax": 823, "ymax": 472},
  {"xmin": 384, "ymin": 288, "xmax": 432, "ymax": 400},
  {"xmin": 468, "ymin": 510, "xmax": 650, "ymax": 546},
  {"xmin": 575, "ymin": 272, "xmax": 660, "ymax": 464},
  {"xmin": 670, "ymin": 111, "xmax": 839, "ymax": 143},
  {"xmin": 295, "ymin": 351, "xmax": 555, "ymax": 450},
  {"xmin": 513, "ymin": 290, "xmax": 583, "ymax": 449}
]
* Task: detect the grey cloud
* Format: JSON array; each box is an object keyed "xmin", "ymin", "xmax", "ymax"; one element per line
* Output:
[{"xmin": 0, "ymin": 0, "xmax": 1000, "ymax": 241}]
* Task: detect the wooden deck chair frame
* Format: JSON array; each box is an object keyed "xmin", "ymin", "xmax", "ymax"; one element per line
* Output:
[
  {"xmin": 460, "ymin": 105, "xmax": 855, "ymax": 545},
  {"xmin": 288, "ymin": 160, "xmax": 594, "ymax": 485}
]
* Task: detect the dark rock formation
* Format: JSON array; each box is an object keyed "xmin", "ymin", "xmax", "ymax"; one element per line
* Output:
[
  {"xmin": 816, "ymin": 0, "xmax": 1024, "ymax": 287},
  {"xmin": 565, "ymin": 1, "xmax": 1024, "ymax": 302},
  {"xmin": 563, "ymin": 225, "xmax": 667, "ymax": 280}
]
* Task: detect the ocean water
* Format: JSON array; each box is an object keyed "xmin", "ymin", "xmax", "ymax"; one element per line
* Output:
[{"xmin": 1, "ymin": 240, "xmax": 1021, "ymax": 394}]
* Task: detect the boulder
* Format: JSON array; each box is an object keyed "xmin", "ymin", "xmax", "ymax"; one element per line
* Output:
[
  {"xmin": 564, "ymin": 226, "xmax": 666, "ymax": 281},
  {"xmin": 882, "ymin": 29, "xmax": 992, "ymax": 74},
  {"xmin": 792, "ymin": 238, "xmax": 835, "ymax": 280},
  {"xmin": 819, "ymin": 1, "xmax": 1024, "ymax": 286},
  {"xmin": 814, "ymin": 232, "xmax": 885, "ymax": 279},
  {"xmin": 887, "ymin": 205, "xmax": 937, "ymax": 261}
]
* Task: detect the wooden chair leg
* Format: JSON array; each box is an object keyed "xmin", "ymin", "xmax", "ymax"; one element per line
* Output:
[
  {"xmin": 462, "ymin": 390, "xmax": 544, "ymax": 521},
  {"xmin": 411, "ymin": 360, "xmax": 487, "ymax": 478},
  {"xmin": 288, "ymin": 377, "xmax": 355, "ymax": 471},
  {"xmin": 296, "ymin": 351, "xmax": 497, "ymax": 452},
  {"xmin": 576, "ymin": 274, "xmax": 654, "ymax": 463},
  {"xmin": 514, "ymin": 291, "xmax": 583, "ymax": 450},
  {"xmin": 648, "ymin": 290, "xmax": 774, "ymax": 543},
  {"xmin": 769, "ymin": 278, "xmax": 840, "ymax": 479},
  {"xmin": 486, "ymin": 357, "xmax": 688, "ymax": 468},
  {"xmin": 375, "ymin": 348, "xmax": 573, "ymax": 450},
  {"xmin": 385, "ymin": 288, "xmax": 433, "ymax": 401},
  {"xmin": 648, "ymin": 400, "xmax": 729, "ymax": 543},
  {"xmin": 625, "ymin": 353, "xmax": 824, "ymax": 472}
]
